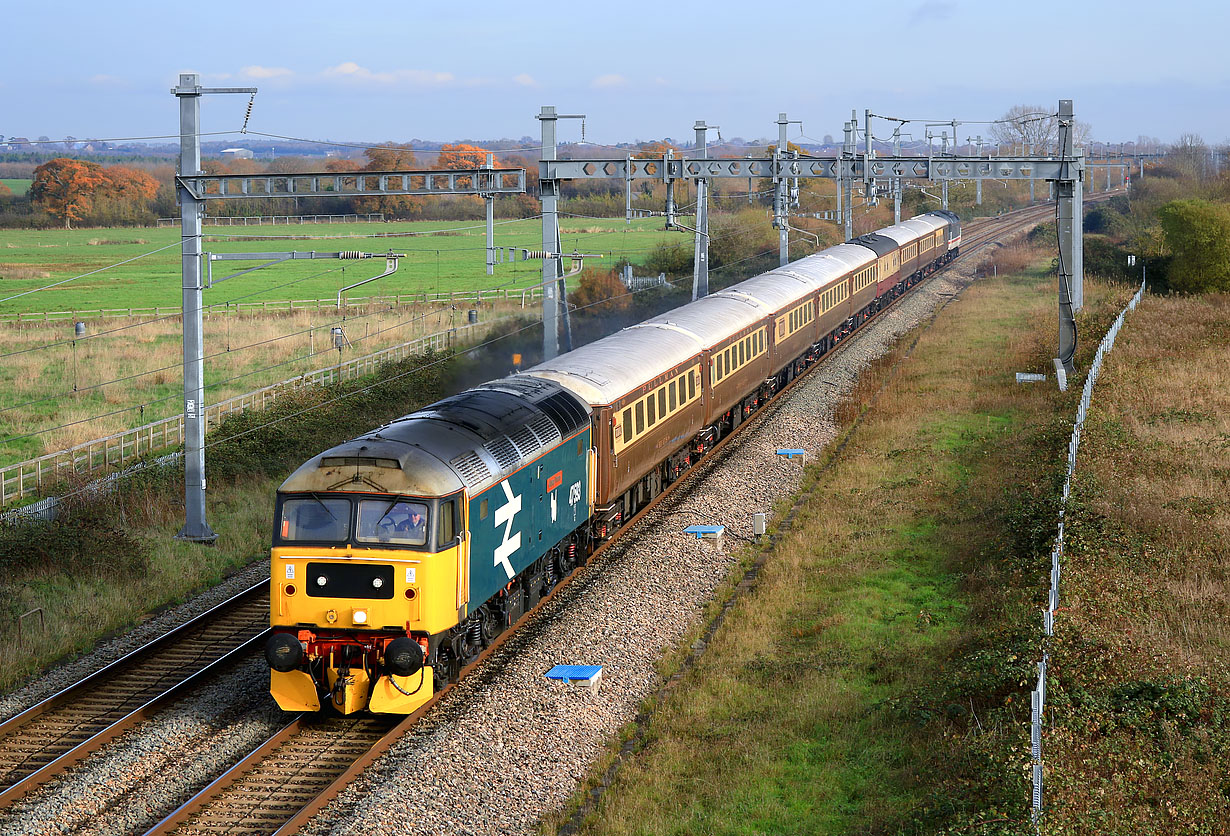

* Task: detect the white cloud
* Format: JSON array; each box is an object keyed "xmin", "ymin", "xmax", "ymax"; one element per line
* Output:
[
  {"xmin": 242, "ymin": 66, "xmax": 293, "ymax": 79},
  {"xmin": 512, "ymin": 73, "xmax": 537, "ymax": 87},
  {"xmin": 591, "ymin": 74, "xmax": 626, "ymax": 89},
  {"xmin": 323, "ymin": 62, "xmax": 454, "ymax": 85}
]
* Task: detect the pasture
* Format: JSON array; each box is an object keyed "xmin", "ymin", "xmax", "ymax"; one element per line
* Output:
[
  {"xmin": 0, "ymin": 216, "xmax": 680, "ymax": 317},
  {"xmin": 1, "ymin": 179, "xmax": 31, "ymax": 196}
]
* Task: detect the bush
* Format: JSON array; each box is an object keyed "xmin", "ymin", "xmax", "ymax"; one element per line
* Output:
[
  {"xmin": 1158, "ymin": 198, "xmax": 1230, "ymax": 293},
  {"xmin": 643, "ymin": 239, "xmax": 693, "ymax": 277}
]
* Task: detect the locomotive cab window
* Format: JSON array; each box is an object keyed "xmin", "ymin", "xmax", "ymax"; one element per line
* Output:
[
  {"xmin": 356, "ymin": 498, "xmax": 428, "ymax": 546},
  {"xmin": 438, "ymin": 496, "xmax": 459, "ymax": 544},
  {"xmin": 279, "ymin": 496, "xmax": 350, "ymax": 543}
]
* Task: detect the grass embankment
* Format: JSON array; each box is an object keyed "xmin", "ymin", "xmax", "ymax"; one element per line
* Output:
[
  {"xmin": 1045, "ymin": 292, "xmax": 1230, "ymax": 833},
  {"xmin": 554, "ymin": 252, "xmax": 1133, "ymax": 835},
  {"xmin": 0, "ymin": 217, "xmax": 677, "ymax": 316},
  {"xmin": 0, "ymin": 351, "xmax": 452, "ymax": 694},
  {"xmin": 0, "ymin": 301, "xmax": 529, "ymax": 467}
]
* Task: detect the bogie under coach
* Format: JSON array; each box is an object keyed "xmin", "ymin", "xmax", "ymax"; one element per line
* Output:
[{"xmin": 265, "ymin": 210, "xmax": 960, "ymax": 714}]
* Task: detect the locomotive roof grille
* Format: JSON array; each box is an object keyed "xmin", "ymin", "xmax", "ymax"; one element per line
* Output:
[
  {"xmin": 485, "ymin": 436, "xmax": 521, "ymax": 471},
  {"xmin": 450, "ymin": 451, "xmax": 492, "ymax": 487}
]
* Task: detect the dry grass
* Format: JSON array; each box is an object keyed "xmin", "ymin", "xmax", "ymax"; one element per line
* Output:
[
  {"xmin": 0, "ymin": 263, "xmax": 52, "ymax": 280},
  {"xmin": 560, "ymin": 258, "xmax": 1132, "ymax": 835},
  {"xmin": 0, "ymin": 301, "xmax": 523, "ymax": 466},
  {"xmin": 1044, "ymin": 291, "xmax": 1230, "ymax": 833}
]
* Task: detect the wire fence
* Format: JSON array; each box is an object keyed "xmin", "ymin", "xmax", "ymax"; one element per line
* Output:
[
  {"xmin": 0, "ymin": 319, "xmax": 497, "ymax": 509},
  {"xmin": 0, "ymin": 286, "xmax": 544, "ymax": 324},
  {"xmin": 155, "ymin": 213, "xmax": 386, "ymax": 227},
  {"xmin": 1030, "ymin": 275, "xmax": 1147, "ymax": 825}
]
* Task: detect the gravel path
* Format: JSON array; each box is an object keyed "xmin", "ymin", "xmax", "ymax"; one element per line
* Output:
[{"xmin": 299, "ymin": 257, "xmax": 990, "ymax": 836}]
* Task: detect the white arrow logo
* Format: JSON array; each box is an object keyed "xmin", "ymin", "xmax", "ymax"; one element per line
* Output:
[{"xmin": 493, "ymin": 480, "xmax": 521, "ymax": 580}]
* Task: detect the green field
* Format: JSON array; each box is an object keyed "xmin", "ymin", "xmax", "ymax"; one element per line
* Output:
[
  {"xmin": 0, "ymin": 217, "xmax": 683, "ymax": 316},
  {"xmin": 1, "ymin": 179, "xmax": 31, "ymax": 196}
]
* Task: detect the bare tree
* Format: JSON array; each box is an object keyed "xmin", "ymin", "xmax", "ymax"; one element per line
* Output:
[
  {"xmin": 1171, "ymin": 133, "xmax": 1209, "ymax": 179},
  {"xmin": 991, "ymin": 105, "xmax": 1059, "ymax": 153}
]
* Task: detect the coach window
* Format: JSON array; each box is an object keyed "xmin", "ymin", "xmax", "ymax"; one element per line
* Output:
[
  {"xmin": 646, "ymin": 393, "xmax": 657, "ymax": 428},
  {"xmin": 622, "ymin": 408, "xmax": 632, "ymax": 438},
  {"xmin": 636, "ymin": 401, "xmax": 645, "ymax": 434},
  {"xmin": 739, "ymin": 341, "xmax": 745, "ymax": 366},
  {"xmin": 678, "ymin": 377, "xmax": 686, "ymax": 404},
  {"xmin": 668, "ymin": 382, "xmax": 677, "ymax": 411},
  {"xmin": 688, "ymin": 372, "xmax": 696, "ymax": 400},
  {"xmin": 658, "ymin": 388, "xmax": 667, "ymax": 418}
]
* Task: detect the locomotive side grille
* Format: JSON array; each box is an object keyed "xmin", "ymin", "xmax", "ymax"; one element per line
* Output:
[
  {"xmin": 508, "ymin": 424, "xmax": 543, "ymax": 458},
  {"xmin": 450, "ymin": 452, "xmax": 491, "ymax": 487},
  {"xmin": 485, "ymin": 436, "xmax": 521, "ymax": 471}
]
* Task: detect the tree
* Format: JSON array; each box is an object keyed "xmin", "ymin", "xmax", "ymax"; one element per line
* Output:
[
  {"xmin": 570, "ymin": 268, "xmax": 631, "ymax": 315},
  {"xmin": 1170, "ymin": 133, "xmax": 1209, "ymax": 180},
  {"xmin": 363, "ymin": 142, "xmax": 416, "ymax": 171},
  {"xmin": 0, "ymin": 181, "xmax": 11, "ymax": 197},
  {"xmin": 1157, "ymin": 198, "xmax": 1230, "ymax": 293},
  {"xmin": 991, "ymin": 105, "xmax": 1058, "ymax": 152},
  {"xmin": 359, "ymin": 143, "xmax": 422, "ymax": 218},
  {"xmin": 437, "ymin": 143, "xmax": 489, "ymax": 170},
  {"xmin": 29, "ymin": 158, "xmax": 108, "ymax": 228},
  {"xmin": 102, "ymin": 166, "xmax": 159, "ymax": 202},
  {"xmin": 633, "ymin": 141, "xmax": 680, "ymax": 159}
]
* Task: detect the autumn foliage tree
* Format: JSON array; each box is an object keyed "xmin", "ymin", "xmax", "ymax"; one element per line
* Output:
[
  {"xmin": 570, "ymin": 268, "xmax": 632, "ymax": 315},
  {"xmin": 358, "ymin": 143, "xmax": 423, "ymax": 219},
  {"xmin": 437, "ymin": 143, "xmax": 490, "ymax": 170},
  {"xmin": 29, "ymin": 158, "xmax": 109, "ymax": 228}
]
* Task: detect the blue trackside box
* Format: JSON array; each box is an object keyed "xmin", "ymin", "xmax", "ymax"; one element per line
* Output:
[{"xmin": 546, "ymin": 664, "xmax": 603, "ymax": 683}]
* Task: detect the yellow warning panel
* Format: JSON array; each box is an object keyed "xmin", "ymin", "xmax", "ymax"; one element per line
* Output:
[
  {"xmin": 369, "ymin": 670, "xmax": 434, "ymax": 714},
  {"xmin": 270, "ymin": 669, "xmax": 321, "ymax": 712}
]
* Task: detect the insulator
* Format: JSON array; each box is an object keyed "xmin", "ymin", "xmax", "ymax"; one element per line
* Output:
[
  {"xmin": 339, "ymin": 251, "xmax": 364, "ymax": 259},
  {"xmin": 522, "ymin": 250, "xmax": 550, "ymax": 260}
]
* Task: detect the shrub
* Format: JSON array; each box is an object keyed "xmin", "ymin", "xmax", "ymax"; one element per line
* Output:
[{"xmin": 1157, "ymin": 198, "xmax": 1230, "ymax": 293}]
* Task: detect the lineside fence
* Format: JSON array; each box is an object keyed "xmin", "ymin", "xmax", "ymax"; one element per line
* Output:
[
  {"xmin": 0, "ymin": 320, "xmax": 493, "ymax": 509},
  {"xmin": 0, "ymin": 286, "xmax": 545, "ymax": 324},
  {"xmin": 1030, "ymin": 276, "xmax": 1147, "ymax": 825},
  {"xmin": 156, "ymin": 213, "xmax": 386, "ymax": 227}
]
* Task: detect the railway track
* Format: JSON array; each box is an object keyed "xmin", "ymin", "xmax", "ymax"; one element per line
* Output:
[
  {"xmin": 0, "ymin": 580, "xmax": 269, "ymax": 809},
  {"xmin": 131, "ymin": 202, "xmax": 1069, "ymax": 836}
]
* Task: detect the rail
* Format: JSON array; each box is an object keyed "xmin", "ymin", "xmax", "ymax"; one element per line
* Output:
[
  {"xmin": 1029, "ymin": 275, "xmax": 1147, "ymax": 824},
  {"xmin": 0, "ymin": 320, "xmax": 495, "ymax": 508}
]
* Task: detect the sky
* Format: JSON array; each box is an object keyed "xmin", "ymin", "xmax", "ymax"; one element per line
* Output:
[{"xmin": 2, "ymin": 0, "xmax": 1226, "ymax": 151}]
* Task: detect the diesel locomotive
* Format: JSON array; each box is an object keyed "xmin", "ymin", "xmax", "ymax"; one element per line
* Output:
[{"xmin": 265, "ymin": 210, "xmax": 961, "ymax": 714}]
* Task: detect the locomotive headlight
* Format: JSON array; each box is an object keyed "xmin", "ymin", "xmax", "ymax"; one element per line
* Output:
[
  {"xmin": 316, "ymin": 575, "xmax": 328, "ymax": 587},
  {"xmin": 371, "ymin": 577, "xmax": 384, "ymax": 589},
  {"xmin": 352, "ymin": 608, "xmax": 368, "ymax": 625}
]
